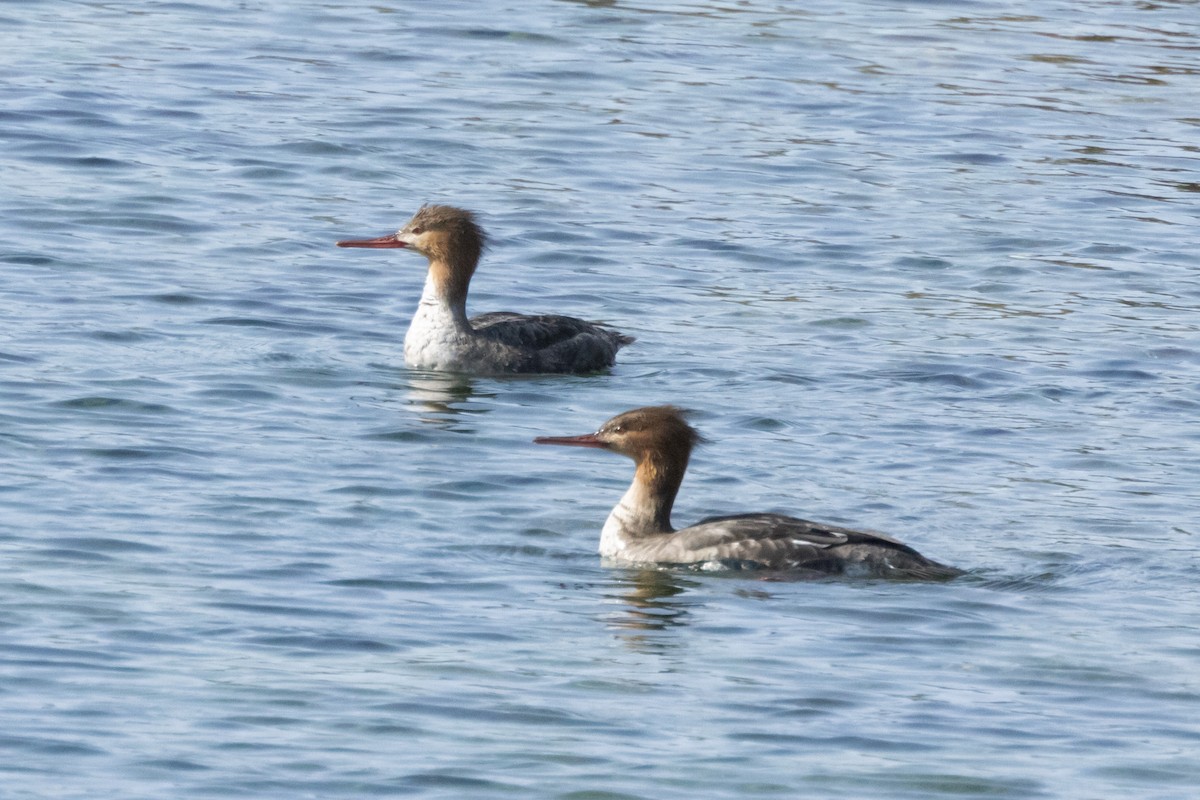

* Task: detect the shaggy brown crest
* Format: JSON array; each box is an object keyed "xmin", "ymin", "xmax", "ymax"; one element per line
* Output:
[
  {"xmin": 597, "ymin": 406, "xmax": 704, "ymax": 457},
  {"xmin": 404, "ymin": 204, "xmax": 487, "ymax": 277}
]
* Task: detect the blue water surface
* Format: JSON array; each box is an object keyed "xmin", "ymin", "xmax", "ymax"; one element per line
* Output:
[{"xmin": 2, "ymin": 1, "xmax": 1199, "ymax": 798}]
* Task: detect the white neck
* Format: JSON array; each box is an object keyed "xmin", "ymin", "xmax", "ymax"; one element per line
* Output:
[
  {"xmin": 403, "ymin": 269, "xmax": 473, "ymax": 368},
  {"xmin": 599, "ymin": 477, "xmax": 674, "ymax": 557}
]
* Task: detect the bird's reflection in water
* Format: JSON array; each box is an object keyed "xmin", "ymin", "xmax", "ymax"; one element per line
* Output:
[
  {"xmin": 605, "ymin": 568, "xmax": 700, "ymax": 652},
  {"xmin": 362, "ymin": 369, "xmax": 489, "ymax": 439},
  {"xmin": 403, "ymin": 370, "xmax": 491, "ymax": 430},
  {"xmin": 602, "ymin": 567, "xmax": 818, "ymax": 650}
]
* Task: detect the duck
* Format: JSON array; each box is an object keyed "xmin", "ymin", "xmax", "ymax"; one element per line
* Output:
[
  {"xmin": 535, "ymin": 405, "xmax": 963, "ymax": 579},
  {"xmin": 337, "ymin": 205, "xmax": 633, "ymax": 374}
]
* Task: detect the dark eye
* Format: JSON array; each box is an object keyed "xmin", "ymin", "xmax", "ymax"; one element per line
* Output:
[
  {"xmin": 612, "ymin": 425, "xmax": 623, "ymax": 433},
  {"xmin": 411, "ymin": 226, "xmax": 424, "ymax": 234}
]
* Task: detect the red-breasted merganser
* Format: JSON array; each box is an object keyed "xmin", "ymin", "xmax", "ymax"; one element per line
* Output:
[
  {"xmin": 535, "ymin": 406, "xmax": 963, "ymax": 579},
  {"xmin": 337, "ymin": 205, "xmax": 633, "ymax": 374}
]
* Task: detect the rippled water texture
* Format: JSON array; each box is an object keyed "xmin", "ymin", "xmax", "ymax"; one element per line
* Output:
[{"xmin": 3, "ymin": 1, "xmax": 1199, "ymax": 798}]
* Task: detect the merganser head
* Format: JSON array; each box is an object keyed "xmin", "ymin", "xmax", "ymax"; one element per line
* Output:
[
  {"xmin": 336, "ymin": 204, "xmax": 487, "ymax": 276},
  {"xmin": 535, "ymin": 405, "xmax": 703, "ymax": 465}
]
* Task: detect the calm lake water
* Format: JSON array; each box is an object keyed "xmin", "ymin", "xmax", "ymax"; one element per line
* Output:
[{"xmin": 3, "ymin": 1, "xmax": 1200, "ymax": 797}]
